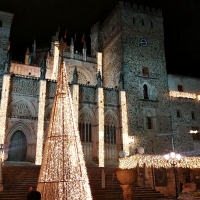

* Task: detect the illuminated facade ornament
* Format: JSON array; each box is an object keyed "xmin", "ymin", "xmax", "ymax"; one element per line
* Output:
[
  {"xmin": 37, "ymin": 39, "xmax": 92, "ymax": 199},
  {"xmin": 97, "ymin": 87, "xmax": 104, "ymax": 167},
  {"xmin": 119, "ymin": 91, "xmax": 129, "ymax": 156},
  {"xmin": 169, "ymin": 91, "xmax": 196, "ymax": 99},
  {"xmin": 0, "ymin": 74, "xmax": 11, "ymax": 144},
  {"xmin": 35, "ymin": 79, "xmax": 47, "ymax": 165}
]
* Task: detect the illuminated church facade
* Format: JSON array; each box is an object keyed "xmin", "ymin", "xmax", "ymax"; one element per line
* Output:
[{"xmin": 1, "ymin": 1, "xmax": 200, "ymax": 169}]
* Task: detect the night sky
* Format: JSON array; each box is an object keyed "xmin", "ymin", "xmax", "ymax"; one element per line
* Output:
[{"xmin": 1, "ymin": 0, "xmax": 200, "ymax": 77}]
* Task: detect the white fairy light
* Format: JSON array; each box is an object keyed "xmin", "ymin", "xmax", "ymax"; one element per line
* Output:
[
  {"xmin": 0, "ymin": 74, "xmax": 11, "ymax": 144},
  {"xmin": 119, "ymin": 91, "xmax": 129, "ymax": 156},
  {"xmin": 37, "ymin": 41, "xmax": 92, "ymax": 199},
  {"xmin": 98, "ymin": 87, "xmax": 104, "ymax": 167},
  {"xmin": 35, "ymin": 79, "xmax": 46, "ymax": 165}
]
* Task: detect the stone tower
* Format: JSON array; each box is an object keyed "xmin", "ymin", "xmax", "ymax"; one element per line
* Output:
[
  {"xmin": 91, "ymin": 1, "xmax": 172, "ymax": 153},
  {"xmin": 0, "ymin": 11, "xmax": 14, "ymax": 72}
]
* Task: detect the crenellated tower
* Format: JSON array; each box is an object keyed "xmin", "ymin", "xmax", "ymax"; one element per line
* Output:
[{"xmin": 92, "ymin": 1, "xmax": 172, "ymax": 154}]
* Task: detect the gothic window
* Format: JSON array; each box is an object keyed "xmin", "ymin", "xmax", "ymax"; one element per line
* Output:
[
  {"xmin": 0, "ymin": 20, "xmax": 2, "ymax": 27},
  {"xmin": 145, "ymin": 111, "xmax": 156, "ymax": 130},
  {"xmin": 178, "ymin": 85, "xmax": 183, "ymax": 92},
  {"xmin": 191, "ymin": 126, "xmax": 200, "ymax": 141},
  {"xmin": 79, "ymin": 122, "xmax": 92, "ymax": 142},
  {"xmin": 79, "ymin": 112, "xmax": 92, "ymax": 142},
  {"xmin": 104, "ymin": 114, "xmax": 116, "ymax": 144},
  {"xmin": 177, "ymin": 110, "xmax": 181, "ymax": 118},
  {"xmin": 191, "ymin": 111, "xmax": 195, "ymax": 120},
  {"xmin": 143, "ymin": 84, "xmax": 149, "ymax": 99},
  {"xmin": 142, "ymin": 66, "xmax": 149, "ymax": 77},
  {"xmin": 142, "ymin": 19, "xmax": 144, "ymax": 26},
  {"xmin": 151, "ymin": 20, "xmax": 153, "ymax": 28},
  {"xmin": 146, "ymin": 117, "xmax": 152, "ymax": 129}
]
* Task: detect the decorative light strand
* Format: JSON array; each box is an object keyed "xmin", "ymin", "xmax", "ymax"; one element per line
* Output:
[
  {"xmin": 72, "ymin": 84, "xmax": 79, "ymax": 130},
  {"xmin": 51, "ymin": 41, "xmax": 59, "ymax": 80},
  {"xmin": 98, "ymin": 87, "xmax": 104, "ymax": 167},
  {"xmin": 0, "ymin": 74, "xmax": 11, "ymax": 144},
  {"xmin": 119, "ymin": 91, "xmax": 129, "ymax": 156},
  {"xmin": 97, "ymin": 52, "xmax": 102, "ymax": 74},
  {"xmin": 35, "ymin": 80, "xmax": 47, "ymax": 165},
  {"xmin": 37, "ymin": 46, "xmax": 92, "ymax": 199},
  {"xmin": 119, "ymin": 154, "xmax": 200, "ymax": 169},
  {"xmin": 169, "ymin": 91, "xmax": 196, "ymax": 99}
]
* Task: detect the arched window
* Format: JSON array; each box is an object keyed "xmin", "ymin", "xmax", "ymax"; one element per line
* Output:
[
  {"xmin": 79, "ymin": 112, "xmax": 92, "ymax": 142},
  {"xmin": 145, "ymin": 111, "xmax": 156, "ymax": 130},
  {"xmin": 143, "ymin": 84, "xmax": 149, "ymax": 99},
  {"xmin": 142, "ymin": 19, "xmax": 144, "ymax": 26},
  {"xmin": 133, "ymin": 17, "xmax": 135, "ymax": 24},
  {"xmin": 0, "ymin": 20, "xmax": 2, "ymax": 27},
  {"xmin": 104, "ymin": 114, "xmax": 116, "ymax": 144},
  {"xmin": 151, "ymin": 20, "xmax": 153, "ymax": 28}
]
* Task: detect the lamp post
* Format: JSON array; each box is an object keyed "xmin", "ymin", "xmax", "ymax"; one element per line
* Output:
[
  {"xmin": 0, "ymin": 144, "xmax": 4, "ymax": 191},
  {"xmin": 164, "ymin": 151, "xmax": 181, "ymax": 199}
]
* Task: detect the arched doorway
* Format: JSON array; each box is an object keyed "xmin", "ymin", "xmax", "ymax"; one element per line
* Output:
[{"xmin": 8, "ymin": 130, "xmax": 27, "ymax": 161}]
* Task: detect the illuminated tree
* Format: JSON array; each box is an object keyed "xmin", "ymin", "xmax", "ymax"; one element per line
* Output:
[{"xmin": 37, "ymin": 39, "xmax": 92, "ymax": 200}]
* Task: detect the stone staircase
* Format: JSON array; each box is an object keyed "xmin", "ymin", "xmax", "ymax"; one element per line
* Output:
[{"xmin": 0, "ymin": 165, "xmax": 173, "ymax": 200}]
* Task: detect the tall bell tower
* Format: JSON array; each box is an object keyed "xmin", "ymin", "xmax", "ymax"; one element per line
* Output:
[{"xmin": 91, "ymin": 1, "xmax": 172, "ymax": 153}]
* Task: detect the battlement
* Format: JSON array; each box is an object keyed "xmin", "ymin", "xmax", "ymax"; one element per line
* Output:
[
  {"xmin": 117, "ymin": 1, "xmax": 162, "ymax": 17},
  {"xmin": 0, "ymin": 11, "xmax": 14, "ymax": 29}
]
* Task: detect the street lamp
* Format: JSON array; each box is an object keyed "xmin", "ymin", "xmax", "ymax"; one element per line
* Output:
[
  {"xmin": 164, "ymin": 151, "xmax": 181, "ymax": 199},
  {"xmin": 0, "ymin": 144, "xmax": 4, "ymax": 191}
]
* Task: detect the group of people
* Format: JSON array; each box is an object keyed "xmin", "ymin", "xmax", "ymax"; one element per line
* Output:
[{"xmin": 27, "ymin": 186, "xmax": 41, "ymax": 200}]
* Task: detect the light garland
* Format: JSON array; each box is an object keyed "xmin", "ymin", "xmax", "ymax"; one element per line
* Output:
[
  {"xmin": 37, "ymin": 42, "xmax": 92, "ymax": 199},
  {"xmin": 119, "ymin": 91, "xmax": 129, "ymax": 156},
  {"xmin": 51, "ymin": 41, "xmax": 59, "ymax": 80},
  {"xmin": 169, "ymin": 91, "xmax": 196, "ymax": 99},
  {"xmin": 35, "ymin": 80, "xmax": 46, "ymax": 165},
  {"xmin": 97, "ymin": 52, "xmax": 102, "ymax": 74},
  {"xmin": 0, "ymin": 74, "xmax": 11, "ymax": 144},
  {"xmin": 72, "ymin": 84, "xmax": 79, "ymax": 130},
  {"xmin": 119, "ymin": 154, "xmax": 200, "ymax": 169},
  {"xmin": 98, "ymin": 87, "xmax": 104, "ymax": 167}
]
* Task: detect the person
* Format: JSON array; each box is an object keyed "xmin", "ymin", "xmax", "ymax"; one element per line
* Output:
[
  {"xmin": 26, "ymin": 190, "xmax": 41, "ymax": 200},
  {"xmin": 28, "ymin": 186, "xmax": 33, "ymax": 193}
]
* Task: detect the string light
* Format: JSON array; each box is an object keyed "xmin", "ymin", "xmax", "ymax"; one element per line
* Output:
[
  {"xmin": 35, "ymin": 80, "xmax": 47, "ymax": 165},
  {"xmin": 119, "ymin": 154, "xmax": 200, "ymax": 169},
  {"xmin": 72, "ymin": 84, "xmax": 79, "ymax": 129},
  {"xmin": 98, "ymin": 87, "xmax": 104, "ymax": 167},
  {"xmin": 37, "ymin": 45, "xmax": 92, "ymax": 199},
  {"xmin": 119, "ymin": 91, "xmax": 129, "ymax": 156},
  {"xmin": 189, "ymin": 130, "xmax": 198, "ymax": 134},
  {"xmin": 169, "ymin": 91, "xmax": 196, "ymax": 99},
  {"xmin": 0, "ymin": 74, "xmax": 11, "ymax": 144},
  {"xmin": 51, "ymin": 41, "xmax": 59, "ymax": 80}
]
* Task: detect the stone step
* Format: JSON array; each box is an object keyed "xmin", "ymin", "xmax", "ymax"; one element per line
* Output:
[{"xmin": 0, "ymin": 165, "xmax": 173, "ymax": 200}]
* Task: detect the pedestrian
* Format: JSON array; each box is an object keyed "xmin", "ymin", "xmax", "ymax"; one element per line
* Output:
[{"xmin": 26, "ymin": 190, "xmax": 41, "ymax": 200}]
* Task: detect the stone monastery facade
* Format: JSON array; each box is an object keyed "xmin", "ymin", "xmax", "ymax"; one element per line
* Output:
[{"xmin": 0, "ymin": 1, "xmax": 200, "ymax": 167}]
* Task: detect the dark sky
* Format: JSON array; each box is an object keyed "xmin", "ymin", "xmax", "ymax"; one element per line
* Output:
[{"xmin": 1, "ymin": 0, "xmax": 200, "ymax": 77}]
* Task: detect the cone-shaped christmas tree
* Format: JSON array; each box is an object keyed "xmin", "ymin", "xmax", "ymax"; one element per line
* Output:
[{"xmin": 37, "ymin": 39, "xmax": 92, "ymax": 200}]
